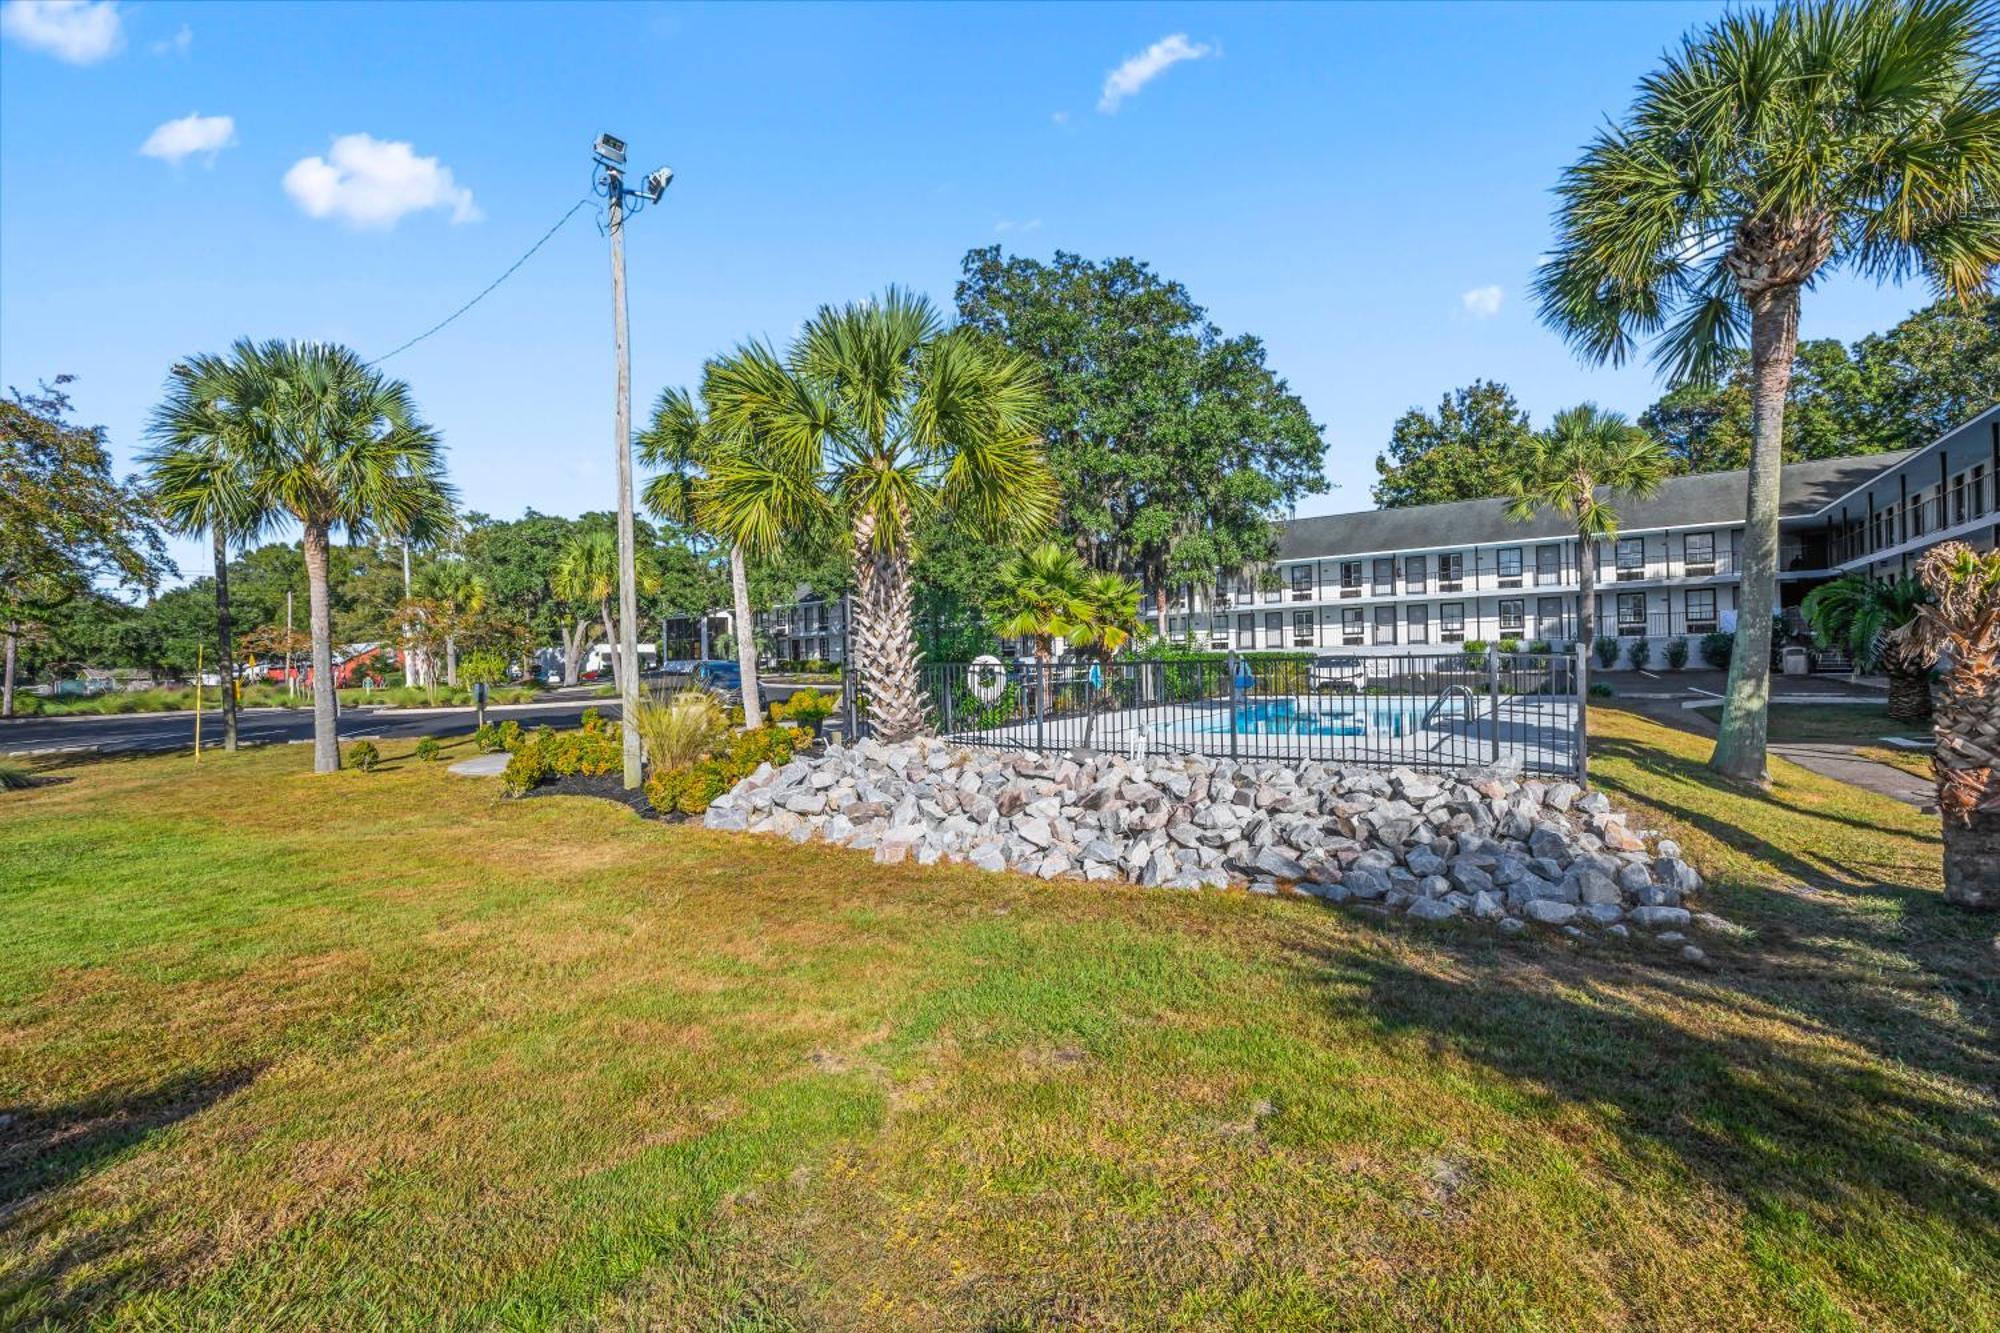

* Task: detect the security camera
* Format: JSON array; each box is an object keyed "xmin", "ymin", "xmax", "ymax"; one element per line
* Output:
[{"xmin": 644, "ymin": 166, "xmax": 674, "ymax": 202}]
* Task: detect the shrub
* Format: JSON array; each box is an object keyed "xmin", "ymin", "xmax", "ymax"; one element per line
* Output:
[
  {"xmin": 414, "ymin": 736, "xmax": 442, "ymax": 762},
  {"xmin": 1700, "ymin": 631, "xmax": 1735, "ymax": 670},
  {"xmin": 346, "ymin": 740, "xmax": 381, "ymax": 771},
  {"xmin": 1496, "ymin": 637, "xmax": 1522, "ymax": 656},
  {"xmin": 472, "ymin": 722, "xmax": 504, "ymax": 753},
  {"xmin": 579, "ymin": 706, "xmax": 604, "ymax": 732},
  {"xmin": 645, "ymin": 725, "xmax": 797, "ymax": 816},
  {"xmin": 1665, "ymin": 637, "xmax": 1690, "ymax": 670},
  {"xmin": 500, "ymin": 723, "xmax": 623, "ymax": 795},
  {"xmin": 1527, "ymin": 640, "xmax": 1553, "ymax": 655},
  {"xmin": 1462, "ymin": 639, "xmax": 1490, "ymax": 661},
  {"xmin": 633, "ymin": 690, "xmax": 730, "ymax": 770},
  {"xmin": 497, "ymin": 720, "xmax": 526, "ymax": 753},
  {"xmin": 781, "ymin": 686, "xmax": 833, "ymax": 735},
  {"xmin": 1588, "ymin": 681, "xmax": 1616, "ymax": 699},
  {"xmin": 1627, "ymin": 636, "xmax": 1650, "ymax": 670},
  {"xmin": 1594, "ymin": 637, "xmax": 1620, "ymax": 669},
  {"xmin": 502, "ymin": 742, "xmax": 549, "ymax": 797}
]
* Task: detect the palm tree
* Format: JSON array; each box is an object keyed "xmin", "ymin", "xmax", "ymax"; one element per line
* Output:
[
  {"xmin": 1536, "ymin": 0, "xmax": 1999, "ymax": 783},
  {"xmin": 699, "ymin": 288, "xmax": 1055, "ymax": 742},
  {"xmin": 639, "ymin": 384, "xmax": 765, "ymax": 727},
  {"xmin": 554, "ymin": 530, "xmax": 659, "ymax": 688},
  {"xmin": 1068, "ymin": 568, "xmax": 1144, "ymax": 752},
  {"xmin": 1801, "ymin": 573, "xmax": 1934, "ymax": 719},
  {"xmin": 1904, "ymin": 541, "xmax": 2000, "ymax": 909},
  {"xmin": 143, "ymin": 357, "xmax": 274, "ymax": 753},
  {"xmin": 990, "ymin": 543, "xmax": 1090, "ymax": 708},
  {"xmin": 1504, "ymin": 406, "xmax": 1668, "ymax": 653},
  {"xmin": 415, "ymin": 559, "xmax": 486, "ymax": 687},
  {"xmin": 158, "ymin": 340, "xmax": 455, "ymax": 772}
]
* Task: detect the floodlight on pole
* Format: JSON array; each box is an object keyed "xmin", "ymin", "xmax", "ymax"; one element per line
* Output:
[{"xmin": 592, "ymin": 132, "xmax": 675, "ymax": 789}]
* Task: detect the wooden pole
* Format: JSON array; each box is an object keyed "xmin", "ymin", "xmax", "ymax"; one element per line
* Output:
[{"xmin": 194, "ymin": 642, "xmax": 204, "ymax": 761}]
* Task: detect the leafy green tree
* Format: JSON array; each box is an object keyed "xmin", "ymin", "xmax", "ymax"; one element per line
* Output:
[
  {"xmin": 462, "ymin": 510, "xmax": 583, "ymax": 656},
  {"xmin": 1504, "ymin": 406, "xmax": 1670, "ymax": 650},
  {"xmin": 160, "ymin": 341, "xmax": 455, "ymax": 772},
  {"xmin": 955, "ymin": 247, "xmax": 1327, "ymax": 633},
  {"xmin": 1372, "ymin": 381, "xmax": 1535, "ymax": 507},
  {"xmin": 1801, "ymin": 573, "xmax": 1934, "ymax": 719},
  {"xmin": 1, "ymin": 379, "xmax": 169, "ymax": 716},
  {"xmin": 640, "ymin": 384, "xmax": 766, "ymax": 724},
  {"xmin": 699, "ymin": 288, "xmax": 1055, "ymax": 742},
  {"xmin": 553, "ymin": 529, "xmax": 659, "ymax": 687},
  {"xmin": 1852, "ymin": 295, "xmax": 2000, "ymax": 447},
  {"xmin": 1535, "ymin": 0, "xmax": 2000, "ymax": 784}
]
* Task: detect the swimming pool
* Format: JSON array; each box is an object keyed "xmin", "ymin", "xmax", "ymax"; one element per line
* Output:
[{"xmin": 1192, "ymin": 697, "xmax": 1433, "ymax": 738}]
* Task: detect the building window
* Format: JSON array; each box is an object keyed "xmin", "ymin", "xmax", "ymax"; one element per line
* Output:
[
  {"xmin": 1685, "ymin": 589, "xmax": 1717, "ymax": 634},
  {"xmin": 1952, "ymin": 472, "xmax": 1968, "ymax": 526},
  {"xmin": 1262, "ymin": 574, "xmax": 1281, "ymax": 604},
  {"xmin": 1439, "ymin": 552, "xmax": 1464, "ymax": 592},
  {"xmin": 1208, "ymin": 617, "xmax": 1229, "ymax": 649},
  {"xmin": 1498, "ymin": 599, "xmax": 1524, "ymax": 633},
  {"xmin": 1265, "ymin": 611, "xmax": 1283, "ymax": 645},
  {"xmin": 1341, "ymin": 607, "xmax": 1365, "ymax": 646},
  {"xmin": 1973, "ymin": 465, "xmax": 1989, "ymax": 519},
  {"xmin": 1440, "ymin": 602, "xmax": 1465, "ymax": 643},
  {"xmin": 1616, "ymin": 537, "xmax": 1646, "ymax": 581},
  {"xmin": 1616, "ymin": 592, "xmax": 1647, "ymax": 634},
  {"xmin": 1535, "ymin": 545, "xmax": 1561, "ymax": 586},
  {"xmin": 1339, "ymin": 560, "xmax": 1363, "ymax": 597},
  {"xmin": 1236, "ymin": 614, "xmax": 1254, "ymax": 648},
  {"xmin": 1373, "ymin": 604, "xmax": 1397, "ymax": 645},
  {"xmin": 1407, "ymin": 604, "xmax": 1429, "ymax": 644},
  {"xmin": 1497, "ymin": 547, "xmax": 1523, "ymax": 588},
  {"xmin": 1403, "ymin": 554, "xmax": 1427, "ymax": 593},
  {"xmin": 1536, "ymin": 597, "xmax": 1564, "ymax": 640},
  {"xmin": 1290, "ymin": 565, "xmax": 1314, "ymax": 600},
  {"xmin": 1292, "ymin": 609, "xmax": 1315, "ymax": 646},
  {"xmin": 1371, "ymin": 557, "xmax": 1395, "ymax": 595},
  {"xmin": 1683, "ymin": 532, "xmax": 1715, "ymax": 575}
]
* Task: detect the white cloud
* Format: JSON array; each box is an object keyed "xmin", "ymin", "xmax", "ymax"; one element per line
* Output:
[
  {"xmin": 1, "ymin": 0, "xmax": 124, "ymax": 64},
  {"xmin": 1460, "ymin": 285, "xmax": 1504, "ymax": 318},
  {"xmin": 283, "ymin": 133, "xmax": 480, "ymax": 228},
  {"xmin": 994, "ymin": 218, "xmax": 1042, "ymax": 234},
  {"xmin": 1050, "ymin": 110, "xmax": 1070, "ymax": 125},
  {"xmin": 1099, "ymin": 33, "xmax": 1212, "ymax": 113},
  {"xmin": 139, "ymin": 112, "xmax": 235, "ymax": 165},
  {"xmin": 150, "ymin": 22, "xmax": 190, "ymax": 56}
]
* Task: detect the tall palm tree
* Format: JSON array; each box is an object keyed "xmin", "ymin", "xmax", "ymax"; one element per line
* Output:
[
  {"xmin": 1504, "ymin": 406, "xmax": 1668, "ymax": 652},
  {"xmin": 699, "ymin": 288, "xmax": 1055, "ymax": 742},
  {"xmin": 554, "ymin": 530, "xmax": 659, "ymax": 687},
  {"xmin": 1801, "ymin": 573, "xmax": 1934, "ymax": 719},
  {"xmin": 1904, "ymin": 541, "xmax": 2000, "ymax": 909},
  {"xmin": 640, "ymin": 384, "xmax": 765, "ymax": 726},
  {"xmin": 1536, "ymin": 0, "xmax": 2000, "ymax": 783},
  {"xmin": 1068, "ymin": 568, "xmax": 1144, "ymax": 752},
  {"xmin": 143, "ymin": 357, "xmax": 275, "ymax": 753},
  {"xmin": 415, "ymin": 559, "xmax": 486, "ymax": 688},
  {"xmin": 155, "ymin": 340, "xmax": 455, "ymax": 772},
  {"xmin": 990, "ymin": 542, "xmax": 1090, "ymax": 707}
]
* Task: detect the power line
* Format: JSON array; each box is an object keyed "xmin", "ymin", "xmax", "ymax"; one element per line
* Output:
[{"xmin": 367, "ymin": 198, "xmax": 591, "ymax": 366}]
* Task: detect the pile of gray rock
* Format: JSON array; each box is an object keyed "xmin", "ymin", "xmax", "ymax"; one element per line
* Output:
[{"xmin": 703, "ymin": 738, "xmax": 1734, "ymax": 956}]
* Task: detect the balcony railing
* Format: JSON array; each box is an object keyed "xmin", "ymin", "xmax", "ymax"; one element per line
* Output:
[{"xmin": 1827, "ymin": 484, "xmax": 1992, "ymax": 566}]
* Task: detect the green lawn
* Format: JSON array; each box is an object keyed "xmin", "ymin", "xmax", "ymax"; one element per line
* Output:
[
  {"xmin": 2, "ymin": 715, "xmax": 1994, "ymax": 1330},
  {"xmin": 1764, "ymin": 702, "xmax": 1928, "ymax": 746}
]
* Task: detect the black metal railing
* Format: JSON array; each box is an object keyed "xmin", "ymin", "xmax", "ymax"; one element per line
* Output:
[{"xmin": 871, "ymin": 651, "xmax": 1584, "ymax": 776}]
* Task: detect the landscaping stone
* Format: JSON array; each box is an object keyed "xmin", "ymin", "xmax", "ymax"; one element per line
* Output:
[{"xmin": 700, "ymin": 738, "xmax": 1720, "ymax": 941}]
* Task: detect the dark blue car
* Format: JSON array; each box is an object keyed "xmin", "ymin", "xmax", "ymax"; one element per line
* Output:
[{"xmin": 692, "ymin": 660, "xmax": 741, "ymax": 692}]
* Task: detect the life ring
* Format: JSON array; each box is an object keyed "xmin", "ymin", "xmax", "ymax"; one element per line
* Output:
[{"xmin": 967, "ymin": 655, "xmax": 1007, "ymax": 705}]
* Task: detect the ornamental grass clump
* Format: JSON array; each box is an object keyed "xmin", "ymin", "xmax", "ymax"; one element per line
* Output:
[
  {"xmin": 632, "ymin": 690, "xmax": 731, "ymax": 771},
  {"xmin": 645, "ymin": 725, "xmax": 796, "ymax": 817}
]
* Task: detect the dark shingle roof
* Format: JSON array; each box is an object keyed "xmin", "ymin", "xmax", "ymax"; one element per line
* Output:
[{"xmin": 1274, "ymin": 451, "xmax": 1915, "ymax": 562}]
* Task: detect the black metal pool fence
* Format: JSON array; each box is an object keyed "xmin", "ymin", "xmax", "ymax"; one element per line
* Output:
[{"xmin": 837, "ymin": 649, "xmax": 1589, "ymax": 778}]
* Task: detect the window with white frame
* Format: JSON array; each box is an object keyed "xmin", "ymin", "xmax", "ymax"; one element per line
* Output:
[
  {"xmin": 1535, "ymin": 545, "xmax": 1561, "ymax": 585},
  {"xmin": 1440, "ymin": 601, "xmax": 1465, "ymax": 643},
  {"xmin": 1616, "ymin": 537, "xmax": 1646, "ymax": 581},
  {"xmin": 1683, "ymin": 531, "xmax": 1715, "ymax": 575},
  {"xmin": 1208, "ymin": 617, "xmax": 1229, "ymax": 649},
  {"xmin": 1373, "ymin": 604, "xmax": 1397, "ymax": 645},
  {"xmin": 1339, "ymin": 560, "xmax": 1363, "ymax": 597},
  {"xmin": 1407, "ymin": 604, "xmax": 1429, "ymax": 644},
  {"xmin": 1403, "ymin": 553, "xmax": 1427, "ymax": 593},
  {"xmin": 1439, "ymin": 552, "xmax": 1464, "ymax": 592},
  {"xmin": 1290, "ymin": 565, "xmax": 1314, "ymax": 600},
  {"xmin": 1292, "ymin": 609, "xmax": 1315, "ymax": 646},
  {"xmin": 1498, "ymin": 599, "xmax": 1524, "ymax": 633},
  {"xmin": 1497, "ymin": 547, "xmax": 1523, "ymax": 588},
  {"xmin": 1616, "ymin": 592, "xmax": 1647, "ymax": 634},
  {"xmin": 1685, "ymin": 588, "xmax": 1717, "ymax": 634},
  {"xmin": 1340, "ymin": 606, "xmax": 1365, "ymax": 645}
]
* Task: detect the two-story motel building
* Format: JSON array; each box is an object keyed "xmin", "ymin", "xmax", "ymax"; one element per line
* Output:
[{"xmin": 1153, "ymin": 405, "xmax": 1999, "ymax": 665}]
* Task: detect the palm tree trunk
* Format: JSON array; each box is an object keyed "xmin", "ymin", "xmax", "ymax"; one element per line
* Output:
[
  {"xmin": 1941, "ymin": 809, "xmax": 2000, "ymax": 910},
  {"xmin": 213, "ymin": 526, "xmax": 238, "ymax": 752},
  {"xmin": 1884, "ymin": 666, "xmax": 1933, "ymax": 723},
  {"xmin": 561, "ymin": 620, "xmax": 587, "ymax": 686},
  {"xmin": 850, "ymin": 509, "xmax": 927, "ymax": 742},
  {"xmin": 2, "ymin": 621, "xmax": 16, "ymax": 719},
  {"xmin": 302, "ymin": 521, "xmax": 341, "ymax": 773},
  {"xmin": 1575, "ymin": 525, "xmax": 1596, "ymax": 651},
  {"xmin": 1711, "ymin": 285, "xmax": 1798, "ymax": 784},
  {"xmin": 600, "ymin": 598, "xmax": 617, "ymax": 687},
  {"xmin": 729, "ymin": 544, "xmax": 763, "ymax": 727},
  {"xmin": 445, "ymin": 637, "xmax": 459, "ymax": 689}
]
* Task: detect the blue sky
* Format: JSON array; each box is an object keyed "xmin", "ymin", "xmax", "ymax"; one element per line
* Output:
[{"xmin": 0, "ymin": 0, "xmax": 1944, "ymax": 585}]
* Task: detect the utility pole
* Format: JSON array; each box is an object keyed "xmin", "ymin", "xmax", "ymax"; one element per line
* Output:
[
  {"xmin": 286, "ymin": 590, "xmax": 295, "ymax": 697},
  {"xmin": 593, "ymin": 133, "xmax": 674, "ymax": 789}
]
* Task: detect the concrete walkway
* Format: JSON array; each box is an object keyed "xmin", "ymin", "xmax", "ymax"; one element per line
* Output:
[
  {"xmin": 1768, "ymin": 742, "xmax": 1934, "ymax": 809},
  {"xmin": 447, "ymin": 752, "xmax": 509, "ymax": 777}
]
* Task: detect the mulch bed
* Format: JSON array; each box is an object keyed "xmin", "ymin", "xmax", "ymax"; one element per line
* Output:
[{"xmin": 517, "ymin": 772, "xmax": 681, "ymax": 822}]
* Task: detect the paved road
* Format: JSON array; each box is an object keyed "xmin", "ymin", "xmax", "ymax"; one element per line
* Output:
[{"xmin": 0, "ymin": 681, "xmax": 822, "ymax": 757}]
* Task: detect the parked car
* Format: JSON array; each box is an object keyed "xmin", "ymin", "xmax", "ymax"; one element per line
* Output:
[
  {"xmin": 693, "ymin": 660, "xmax": 741, "ymax": 694},
  {"xmin": 1308, "ymin": 654, "xmax": 1369, "ymax": 693}
]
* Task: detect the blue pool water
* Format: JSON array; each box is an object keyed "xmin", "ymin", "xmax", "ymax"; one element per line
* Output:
[{"xmin": 1195, "ymin": 698, "xmax": 1428, "ymax": 738}]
